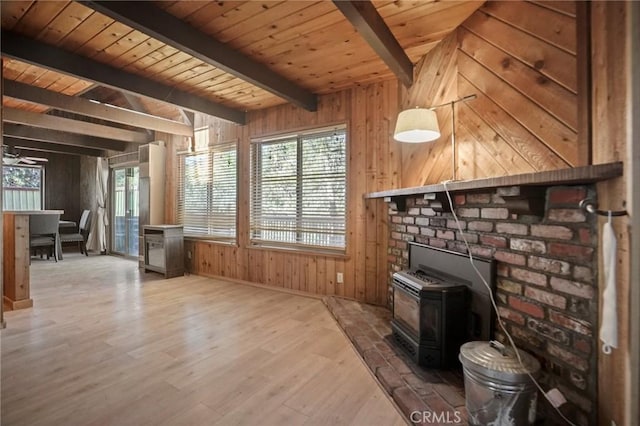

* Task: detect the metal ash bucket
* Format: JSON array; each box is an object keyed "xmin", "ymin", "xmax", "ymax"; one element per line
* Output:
[{"xmin": 459, "ymin": 341, "xmax": 541, "ymax": 426}]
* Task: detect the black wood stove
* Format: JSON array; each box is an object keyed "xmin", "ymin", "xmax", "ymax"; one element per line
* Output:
[{"xmin": 391, "ymin": 243, "xmax": 495, "ymax": 369}]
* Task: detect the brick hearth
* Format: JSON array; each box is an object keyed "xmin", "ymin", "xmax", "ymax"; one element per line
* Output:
[
  {"xmin": 386, "ymin": 184, "xmax": 598, "ymax": 426},
  {"xmin": 323, "ymin": 296, "xmax": 468, "ymax": 424}
]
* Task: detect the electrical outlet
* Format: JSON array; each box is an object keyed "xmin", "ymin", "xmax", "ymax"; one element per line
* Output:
[
  {"xmin": 187, "ymin": 250, "xmax": 192, "ymax": 259},
  {"xmin": 337, "ymin": 272, "xmax": 344, "ymax": 284}
]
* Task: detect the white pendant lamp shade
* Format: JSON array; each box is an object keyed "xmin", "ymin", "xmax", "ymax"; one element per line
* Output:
[{"xmin": 393, "ymin": 107, "xmax": 441, "ymax": 143}]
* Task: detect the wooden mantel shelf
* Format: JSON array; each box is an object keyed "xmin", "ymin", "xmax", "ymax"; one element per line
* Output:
[{"xmin": 365, "ymin": 162, "xmax": 623, "ymax": 199}]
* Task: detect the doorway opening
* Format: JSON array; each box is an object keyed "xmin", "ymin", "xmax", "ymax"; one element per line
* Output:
[{"xmin": 112, "ymin": 166, "xmax": 139, "ymax": 258}]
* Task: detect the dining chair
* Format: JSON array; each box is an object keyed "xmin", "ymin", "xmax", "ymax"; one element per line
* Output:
[
  {"xmin": 29, "ymin": 213, "xmax": 61, "ymax": 262},
  {"xmin": 60, "ymin": 210, "xmax": 92, "ymax": 256}
]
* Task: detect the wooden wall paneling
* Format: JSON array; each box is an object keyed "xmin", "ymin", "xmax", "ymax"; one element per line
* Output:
[
  {"xmin": 425, "ymin": 79, "xmax": 459, "ymax": 185},
  {"xmin": 297, "ymin": 257, "xmax": 308, "ymax": 293},
  {"xmin": 481, "ymin": 1, "xmax": 576, "ymax": 54},
  {"xmin": 306, "ymin": 257, "xmax": 317, "ymax": 295},
  {"xmin": 315, "ymin": 257, "xmax": 327, "ymax": 296},
  {"xmin": 283, "ymin": 253, "xmax": 293, "ymax": 290},
  {"xmin": 325, "ymin": 258, "xmax": 336, "ymax": 296},
  {"xmin": 226, "ymin": 246, "xmax": 238, "ymax": 278},
  {"xmin": 457, "ymin": 76, "xmax": 568, "ymax": 171},
  {"xmin": 458, "ymin": 27, "xmax": 577, "ymax": 132},
  {"xmin": 364, "ymin": 83, "xmax": 382, "ymax": 304},
  {"xmin": 591, "ymin": 2, "xmax": 630, "ymax": 425},
  {"xmin": 576, "ymin": 1, "xmax": 592, "ymax": 166},
  {"xmin": 211, "ymin": 243, "xmax": 221, "ymax": 277},
  {"xmin": 169, "ymin": 81, "xmax": 395, "ymax": 305},
  {"xmin": 245, "ymin": 249, "xmax": 256, "ymax": 283},
  {"xmin": 456, "ymin": 102, "xmax": 533, "ymax": 176},
  {"xmin": 193, "ymin": 241, "xmax": 205, "ymax": 274},
  {"xmin": 457, "ymin": 52, "xmax": 577, "ymax": 166},
  {"xmin": 454, "ymin": 122, "xmax": 505, "ymax": 181},
  {"xmin": 463, "ymin": 8, "xmax": 577, "ymax": 93},
  {"xmin": 350, "ymin": 87, "xmax": 368, "ymax": 301},
  {"xmin": 205, "ymin": 243, "xmax": 215, "ymax": 276},
  {"xmin": 274, "ymin": 252, "xmax": 285, "ymax": 288},
  {"xmin": 40, "ymin": 152, "xmax": 81, "ymax": 222},
  {"xmin": 534, "ymin": 1, "xmax": 576, "ymax": 17},
  {"xmin": 376, "ymin": 80, "xmax": 399, "ymax": 304},
  {"xmin": 400, "ymin": 31, "xmax": 458, "ymax": 187}
]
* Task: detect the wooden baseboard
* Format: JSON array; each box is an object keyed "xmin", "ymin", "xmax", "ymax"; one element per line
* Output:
[{"xmin": 3, "ymin": 296, "xmax": 33, "ymax": 310}]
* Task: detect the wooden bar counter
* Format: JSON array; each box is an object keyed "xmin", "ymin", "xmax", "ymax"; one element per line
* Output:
[{"xmin": 3, "ymin": 210, "xmax": 63, "ymax": 310}]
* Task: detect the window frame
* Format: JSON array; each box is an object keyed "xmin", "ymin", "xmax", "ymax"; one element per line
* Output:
[
  {"xmin": 250, "ymin": 124, "xmax": 348, "ymax": 254},
  {"xmin": 176, "ymin": 129, "xmax": 238, "ymax": 243},
  {"xmin": 2, "ymin": 164, "xmax": 45, "ymax": 211}
]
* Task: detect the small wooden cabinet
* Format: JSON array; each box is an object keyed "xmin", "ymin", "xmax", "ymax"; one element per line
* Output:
[{"xmin": 143, "ymin": 225, "xmax": 184, "ymax": 278}]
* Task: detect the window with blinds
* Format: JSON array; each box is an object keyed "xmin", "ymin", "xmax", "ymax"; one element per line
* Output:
[
  {"xmin": 250, "ymin": 125, "xmax": 347, "ymax": 251},
  {"xmin": 177, "ymin": 134, "xmax": 237, "ymax": 241}
]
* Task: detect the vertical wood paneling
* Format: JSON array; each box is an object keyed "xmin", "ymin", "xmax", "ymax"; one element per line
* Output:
[
  {"xmin": 591, "ymin": 2, "xmax": 630, "ymax": 425},
  {"xmin": 175, "ymin": 80, "xmax": 397, "ymax": 306},
  {"xmin": 350, "ymin": 87, "xmax": 368, "ymax": 301}
]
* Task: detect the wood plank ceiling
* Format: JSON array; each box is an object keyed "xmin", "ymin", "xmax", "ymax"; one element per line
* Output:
[{"xmin": 1, "ymin": 0, "xmax": 483, "ymax": 156}]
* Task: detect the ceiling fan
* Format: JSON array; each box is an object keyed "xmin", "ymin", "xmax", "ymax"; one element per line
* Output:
[{"xmin": 2, "ymin": 146, "xmax": 48, "ymax": 166}]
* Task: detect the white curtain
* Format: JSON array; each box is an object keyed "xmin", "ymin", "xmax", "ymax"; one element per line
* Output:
[{"xmin": 87, "ymin": 158, "xmax": 109, "ymax": 253}]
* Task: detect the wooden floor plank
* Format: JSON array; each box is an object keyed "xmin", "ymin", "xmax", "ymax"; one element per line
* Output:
[{"xmin": 1, "ymin": 254, "xmax": 403, "ymax": 425}]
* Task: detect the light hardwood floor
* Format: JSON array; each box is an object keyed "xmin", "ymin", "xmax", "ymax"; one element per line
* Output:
[{"xmin": 1, "ymin": 254, "xmax": 404, "ymax": 426}]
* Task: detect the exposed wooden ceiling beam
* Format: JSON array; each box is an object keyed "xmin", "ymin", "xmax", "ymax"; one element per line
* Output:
[
  {"xmin": 3, "ymin": 107, "xmax": 150, "ymax": 143},
  {"xmin": 4, "ymin": 123, "xmax": 129, "ymax": 152},
  {"xmin": 4, "ymin": 137, "xmax": 106, "ymax": 157},
  {"xmin": 4, "ymin": 80, "xmax": 194, "ymax": 137},
  {"xmin": 180, "ymin": 110, "xmax": 195, "ymax": 127},
  {"xmin": 83, "ymin": 1, "xmax": 318, "ymax": 112},
  {"xmin": 120, "ymin": 92, "xmax": 153, "ymax": 138},
  {"xmin": 332, "ymin": 0, "xmax": 413, "ymax": 87},
  {"xmin": 1, "ymin": 31, "xmax": 246, "ymax": 124}
]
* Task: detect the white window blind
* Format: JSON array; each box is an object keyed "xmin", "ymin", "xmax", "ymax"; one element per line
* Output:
[
  {"xmin": 250, "ymin": 126, "xmax": 347, "ymax": 251},
  {"xmin": 177, "ymin": 135, "xmax": 237, "ymax": 241}
]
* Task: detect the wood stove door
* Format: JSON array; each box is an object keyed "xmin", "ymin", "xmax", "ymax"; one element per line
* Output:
[
  {"xmin": 393, "ymin": 287, "xmax": 420, "ymax": 337},
  {"xmin": 394, "ymin": 285, "xmax": 441, "ymax": 345}
]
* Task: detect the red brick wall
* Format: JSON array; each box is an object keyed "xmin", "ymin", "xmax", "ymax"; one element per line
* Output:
[{"xmin": 387, "ymin": 185, "xmax": 597, "ymax": 425}]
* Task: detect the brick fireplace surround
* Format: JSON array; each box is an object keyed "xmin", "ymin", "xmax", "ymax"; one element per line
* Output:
[{"xmin": 386, "ymin": 184, "xmax": 598, "ymax": 425}]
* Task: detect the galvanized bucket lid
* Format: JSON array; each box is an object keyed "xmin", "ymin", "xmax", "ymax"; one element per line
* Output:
[{"xmin": 459, "ymin": 341, "xmax": 540, "ymax": 383}]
